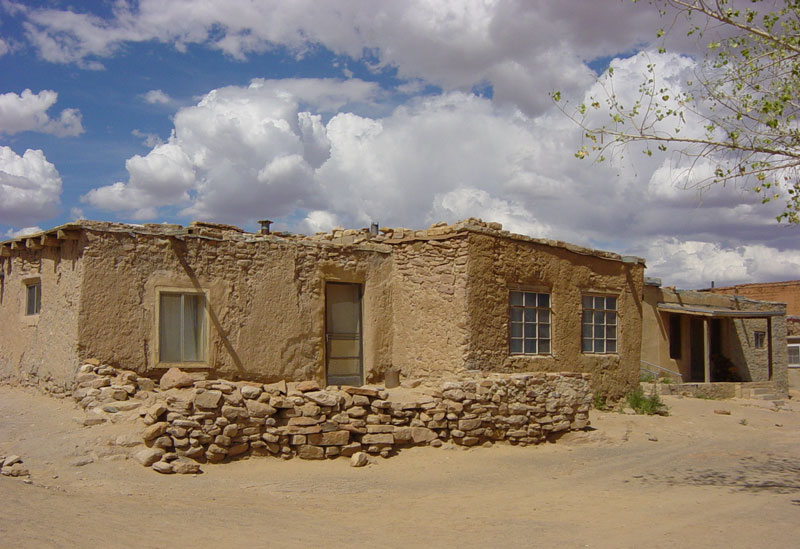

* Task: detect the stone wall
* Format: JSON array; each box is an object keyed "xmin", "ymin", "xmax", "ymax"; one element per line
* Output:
[{"xmin": 70, "ymin": 364, "xmax": 592, "ymax": 473}]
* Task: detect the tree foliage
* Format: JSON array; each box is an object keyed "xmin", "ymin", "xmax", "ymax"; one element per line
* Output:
[{"xmin": 554, "ymin": 0, "xmax": 800, "ymax": 222}]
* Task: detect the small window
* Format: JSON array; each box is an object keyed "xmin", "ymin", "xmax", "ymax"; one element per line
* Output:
[
  {"xmin": 25, "ymin": 281, "xmax": 41, "ymax": 315},
  {"xmin": 581, "ymin": 294, "xmax": 617, "ymax": 354},
  {"xmin": 509, "ymin": 290, "xmax": 551, "ymax": 355},
  {"xmin": 788, "ymin": 344, "xmax": 800, "ymax": 366},
  {"xmin": 668, "ymin": 314, "xmax": 682, "ymax": 359},
  {"xmin": 159, "ymin": 292, "xmax": 206, "ymax": 363},
  {"xmin": 754, "ymin": 331, "xmax": 766, "ymax": 349}
]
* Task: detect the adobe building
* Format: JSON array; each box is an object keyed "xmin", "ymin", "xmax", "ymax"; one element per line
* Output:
[
  {"xmin": 0, "ymin": 218, "xmax": 645, "ymax": 399},
  {"xmin": 705, "ymin": 280, "xmax": 800, "ymax": 387},
  {"xmin": 642, "ymin": 279, "xmax": 789, "ymax": 396}
]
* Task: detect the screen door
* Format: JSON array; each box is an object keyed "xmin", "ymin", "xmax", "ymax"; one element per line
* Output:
[{"xmin": 325, "ymin": 282, "xmax": 363, "ymax": 386}]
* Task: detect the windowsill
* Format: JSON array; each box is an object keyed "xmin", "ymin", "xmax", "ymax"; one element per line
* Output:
[
  {"xmin": 155, "ymin": 362, "xmax": 211, "ymax": 370},
  {"xmin": 509, "ymin": 354, "xmax": 553, "ymax": 358},
  {"xmin": 22, "ymin": 314, "xmax": 40, "ymax": 327},
  {"xmin": 581, "ymin": 352, "xmax": 620, "ymax": 356}
]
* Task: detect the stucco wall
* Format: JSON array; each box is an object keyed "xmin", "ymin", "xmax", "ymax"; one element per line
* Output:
[
  {"xmin": 388, "ymin": 235, "xmax": 471, "ymax": 380},
  {"xmin": 464, "ymin": 232, "xmax": 644, "ymax": 399},
  {"xmin": 77, "ymin": 230, "xmax": 395, "ymax": 385},
  {"xmin": 0, "ymin": 241, "xmax": 83, "ymax": 389}
]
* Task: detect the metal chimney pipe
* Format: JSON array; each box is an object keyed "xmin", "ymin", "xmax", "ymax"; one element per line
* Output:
[
  {"xmin": 258, "ymin": 219, "xmax": 273, "ymax": 235},
  {"xmin": 370, "ymin": 222, "xmax": 379, "ymax": 236}
]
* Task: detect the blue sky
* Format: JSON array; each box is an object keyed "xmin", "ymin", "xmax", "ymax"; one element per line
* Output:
[{"xmin": 1, "ymin": 0, "xmax": 799, "ymax": 287}]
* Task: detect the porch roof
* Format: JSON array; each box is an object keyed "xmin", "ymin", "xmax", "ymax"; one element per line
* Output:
[{"xmin": 657, "ymin": 302, "xmax": 784, "ymax": 318}]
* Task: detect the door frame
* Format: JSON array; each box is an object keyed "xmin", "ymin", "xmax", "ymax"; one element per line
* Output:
[{"xmin": 324, "ymin": 281, "xmax": 364, "ymax": 387}]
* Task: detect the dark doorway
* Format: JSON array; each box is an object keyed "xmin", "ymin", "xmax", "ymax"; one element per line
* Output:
[{"xmin": 689, "ymin": 317, "xmax": 705, "ymax": 382}]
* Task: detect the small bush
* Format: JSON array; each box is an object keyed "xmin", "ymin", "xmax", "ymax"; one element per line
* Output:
[
  {"xmin": 626, "ymin": 387, "xmax": 668, "ymax": 415},
  {"xmin": 593, "ymin": 394, "xmax": 609, "ymax": 411}
]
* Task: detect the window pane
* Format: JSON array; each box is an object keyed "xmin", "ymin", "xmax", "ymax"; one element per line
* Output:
[
  {"xmin": 788, "ymin": 345, "xmax": 800, "ymax": 365},
  {"xmin": 582, "ymin": 324, "xmax": 592, "ymax": 338},
  {"xmin": 582, "ymin": 338, "xmax": 592, "ymax": 352},
  {"xmin": 26, "ymin": 284, "xmax": 40, "ymax": 315},
  {"xmin": 582, "ymin": 311, "xmax": 592, "ymax": 324},
  {"xmin": 524, "ymin": 339, "xmax": 536, "ymax": 354},
  {"xmin": 183, "ymin": 295, "xmax": 205, "ymax": 362},
  {"xmin": 538, "ymin": 294, "xmax": 550, "ymax": 308},
  {"xmin": 510, "ymin": 323, "xmax": 523, "ymax": 337},
  {"xmin": 538, "ymin": 324, "xmax": 550, "ymax": 338},
  {"xmin": 594, "ymin": 325, "xmax": 604, "ymax": 338},
  {"xmin": 607, "ymin": 339, "xmax": 617, "ymax": 353},
  {"xmin": 606, "ymin": 296, "xmax": 617, "ymax": 310},
  {"xmin": 539, "ymin": 340, "xmax": 550, "ymax": 354},
  {"xmin": 510, "ymin": 291, "xmax": 523, "ymax": 306},
  {"xmin": 510, "ymin": 339, "xmax": 523, "ymax": 353},
  {"xmin": 607, "ymin": 312, "xmax": 617, "ymax": 325},
  {"xmin": 524, "ymin": 323, "xmax": 536, "ymax": 337},
  {"xmin": 510, "ymin": 308, "xmax": 523, "ymax": 322},
  {"xmin": 524, "ymin": 308, "xmax": 536, "ymax": 323},
  {"xmin": 595, "ymin": 296, "xmax": 607, "ymax": 309},
  {"xmin": 159, "ymin": 294, "xmax": 182, "ymax": 362},
  {"xmin": 539, "ymin": 309, "xmax": 550, "ymax": 323},
  {"xmin": 582, "ymin": 296, "xmax": 593, "ymax": 309},
  {"xmin": 594, "ymin": 311, "xmax": 605, "ymax": 324},
  {"xmin": 606, "ymin": 325, "xmax": 617, "ymax": 338},
  {"xmin": 594, "ymin": 339, "xmax": 605, "ymax": 353}
]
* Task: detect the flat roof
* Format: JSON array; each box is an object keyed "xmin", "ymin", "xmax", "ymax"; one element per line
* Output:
[{"xmin": 657, "ymin": 302, "xmax": 784, "ymax": 318}]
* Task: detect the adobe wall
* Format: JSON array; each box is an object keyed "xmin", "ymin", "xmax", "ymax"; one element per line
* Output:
[
  {"xmin": 77, "ymin": 229, "xmax": 395, "ymax": 385},
  {"xmin": 0, "ymin": 242, "xmax": 83, "ymax": 391},
  {"xmin": 464, "ymin": 232, "xmax": 644, "ymax": 399},
  {"xmin": 387, "ymin": 232, "xmax": 471, "ymax": 380}
]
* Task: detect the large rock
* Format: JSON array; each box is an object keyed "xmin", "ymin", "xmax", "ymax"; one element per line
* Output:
[
  {"xmin": 159, "ymin": 368, "xmax": 195, "ymax": 390},
  {"xmin": 295, "ymin": 380, "xmax": 320, "ymax": 392},
  {"xmin": 142, "ymin": 422, "xmax": 169, "ymax": 441},
  {"xmin": 171, "ymin": 458, "xmax": 201, "ymax": 474},
  {"xmin": 307, "ymin": 430, "xmax": 349, "ymax": 446},
  {"xmin": 151, "ymin": 461, "xmax": 174, "ymax": 474},
  {"xmin": 245, "ymin": 399, "xmax": 277, "ymax": 418},
  {"xmin": 297, "ymin": 445, "xmax": 325, "ymax": 460},
  {"xmin": 362, "ymin": 433, "xmax": 394, "ymax": 445},
  {"xmin": 304, "ymin": 391, "xmax": 339, "ymax": 407},
  {"xmin": 134, "ymin": 447, "xmax": 165, "ymax": 466},
  {"xmin": 410, "ymin": 427, "xmax": 438, "ymax": 444},
  {"xmin": 350, "ymin": 452, "xmax": 368, "ymax": 467},
  {"xmin": 343, "ymin": 386, "xmax": 379, "ymax": 398},
  {"xmin": 194, "ymin": 390, "xmax": 223, "ymax": 409},
  {"xmin": 240, "ymin": 385, "xmax": 262, "ymax": 400}
]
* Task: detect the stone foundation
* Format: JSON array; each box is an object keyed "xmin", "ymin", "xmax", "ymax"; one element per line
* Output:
[{"xmin": 70, "ymin": 364, "xmax": 593, "ymax": 472}]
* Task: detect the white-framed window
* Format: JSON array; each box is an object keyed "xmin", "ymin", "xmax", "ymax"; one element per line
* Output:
[
  {"xmin": 754, "ymin": 331, "xmax": 766, "ymax": 349},
  {"xmin": 25, "ymin": 280, "xmax": 41, "ymax": 316},
  {"xmin": 788, "ymin": 344, "xmax": 800, "ymax": 366},
  {"xmin": 582, "ymin": 295, "xmax": 617, "ymax": 353},
  {"xmin": 158, "ymin": 291, "xmax": 207, "ymax": 364},
  {"xmin": 509, "ymin": 290, "xmax": 551, "ymax": 355}
]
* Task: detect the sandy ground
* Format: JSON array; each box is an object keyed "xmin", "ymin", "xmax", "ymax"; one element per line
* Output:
[{"xmin": 1, "ymin": 385, "xmax": 799, "ymax": 548}]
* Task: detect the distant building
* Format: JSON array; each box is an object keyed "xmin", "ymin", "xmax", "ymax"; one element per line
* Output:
[
  {"xmin": 642, "ymin": 280, "xmax": 788, "ymax": 395},
  {"xmin": 704, "ymin": 280, "xmax": 800, "ymax": 382}
]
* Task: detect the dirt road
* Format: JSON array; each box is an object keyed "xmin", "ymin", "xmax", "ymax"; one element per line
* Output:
[{"xmin": 1, "ymin": 385, "xmax": 798, "ymax": 548}]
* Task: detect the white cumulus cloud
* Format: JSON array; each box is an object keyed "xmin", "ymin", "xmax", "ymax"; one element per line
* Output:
[
  {"xmin": 0, "ymin": 146, "xmax": 62, "ymax": 227},
  {"xmin": 0, "ymin": 89, "xmax": 83, "ymax": 136}
]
